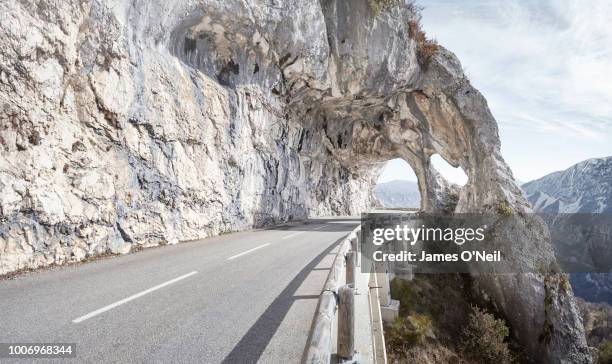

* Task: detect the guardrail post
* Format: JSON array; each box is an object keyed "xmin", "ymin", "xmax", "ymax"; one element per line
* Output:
[
  {"xmin": 337, "ymin": 284, "xmax": 355, "ymax": 360},
  {"xmin": 304, "ymin": 226, "xmax": 362, "ymax": 364},
  {"xmin": 375, "ymin": 261, "xmax": 391, "ymax": 306},
  {"xmin": 376, "ymin": 261, "xmax": 400, "ymax": 323},
  {"xmin": 355, "ymin": 230, "xmax": 361, "ymax": 267},
  {"xmin": 350, "ymin": 233, "xmax": 361, "ymax": 268},
  {"xmin": 346, "ymin": 251, "xmax": 356, "ymax": 286},
  {"xmin": 303, "ymin": 291, "xmax": 336, "ymax": 364}
]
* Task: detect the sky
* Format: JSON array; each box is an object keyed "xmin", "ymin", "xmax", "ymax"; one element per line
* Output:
[
  {"xmin": 377, "ymin": 157, "xmax": 468, "ymax": 185},
  {"xmin": 378, "ymin": 0, "xmax": 612, "ymax": 184}
]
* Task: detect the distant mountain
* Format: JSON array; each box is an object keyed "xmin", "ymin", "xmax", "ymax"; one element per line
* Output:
[
  {"xmin": 522, "ymin": 156, "xmax": 612, "ymax": 304},
  {"xmin": 522, "ymin": 156, "xmax": 612, "ymax": 213},
  {"xmin": 373, "ymin": 180, "xmax": 420, "ymax": 208}
]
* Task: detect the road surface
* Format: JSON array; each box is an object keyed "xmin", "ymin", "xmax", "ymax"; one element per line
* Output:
[{"xmin": 0, "ymin": 218, "xmax": 359, "ymax": 363}]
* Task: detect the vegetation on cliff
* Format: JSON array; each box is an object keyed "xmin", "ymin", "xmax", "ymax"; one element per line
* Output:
[{"xmin": 385, "ymin": 276, "xmax": 515, "ymax": 363}]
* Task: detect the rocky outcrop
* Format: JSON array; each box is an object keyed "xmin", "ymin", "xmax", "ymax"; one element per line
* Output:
[{"xmin": 0, "ymin": 0, "xmax": 590, "ymax": 362}]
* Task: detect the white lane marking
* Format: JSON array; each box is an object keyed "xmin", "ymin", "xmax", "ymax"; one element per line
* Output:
[
  {"xmin": 282, "ymin": 231, "xmax": 306, "ymax": 239},
  {"xmin": 281, "ymin": 224, "xmax": 328, "ymax": 239},
  {"xmin": 227, "ymin": 243, "xmax": 270, "ymax": 260},
  {"xmin": 72, "ymin": 271, "xmax": 198, "ymax": 323}
]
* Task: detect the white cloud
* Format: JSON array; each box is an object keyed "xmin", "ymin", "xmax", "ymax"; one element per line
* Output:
[
  {"xmin": 377, "ymin": 158, "xmax": 418, "ymax": 183},
  {"xmin": 417, "ymin": 0, "xmax": 612, "ymax": 180}
]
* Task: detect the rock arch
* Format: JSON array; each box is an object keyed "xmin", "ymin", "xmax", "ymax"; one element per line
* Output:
[{"xmin": 165, "ymin": 1, "xmax": 590, "ymax": 361}]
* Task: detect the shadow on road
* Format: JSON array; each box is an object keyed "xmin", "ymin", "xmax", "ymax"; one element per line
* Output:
[{"xmin": 220, "ymin": 235, "xmax": 345, "ymax": 363}]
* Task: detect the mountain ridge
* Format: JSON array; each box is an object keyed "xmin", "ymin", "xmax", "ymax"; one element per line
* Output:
[
  {"xmin": 522, "ymin": 156, "xmax": 612, "ymax": 305},
  {"xmin": 373, "ymin": 179, "xmax": 420, "ymax": 208},
  {"xmin": 522, "ymin": 156, "xmax": 612, "ymax": 213}
]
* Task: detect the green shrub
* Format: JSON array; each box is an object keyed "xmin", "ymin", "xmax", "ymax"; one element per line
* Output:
[
  {"xmin": 560, "ymin": 275, "xmax": 570, "ymax": 293},
  {"xmin": 386, "ymin": 314, "xmax": 433, "ymax": 355},
  {"xmin": 460, "ymin": 305, "xmax": 513, "ymax": 364},
  {"xmin": 368, "ymin": 0, "xmax": 402, "ymax": 16},
  {"xmin": 390, "ymin": 278, "xmax": 415, "ymax": 316},
  {"xmin": 600, "ymin": 340, "xmax": 612, "ymax": 364},
  {"xmin": 496, "ymin": 201, "xmax": 513, "ymax": 216}
]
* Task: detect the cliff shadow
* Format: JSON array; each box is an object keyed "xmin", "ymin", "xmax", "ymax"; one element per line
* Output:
[{"xmin": 220, "ymin": 236, "xmax": 343, "ymax": 363}]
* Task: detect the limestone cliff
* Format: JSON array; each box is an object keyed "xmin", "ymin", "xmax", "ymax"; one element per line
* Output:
[{"xmin": 0, "ymin": 0, "xmax": 591, "ymax": 362}]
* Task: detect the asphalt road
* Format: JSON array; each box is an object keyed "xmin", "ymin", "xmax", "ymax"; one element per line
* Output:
[{"xmin": 0, "ymin": 217, "xmax": 360, "ymax": 363}]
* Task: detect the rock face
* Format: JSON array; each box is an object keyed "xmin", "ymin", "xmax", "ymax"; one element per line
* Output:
[
  {"xmin": 373, "ymin": 180, "xmax": 420, "ymax": 208},
  {"xmin": 523, "ymin": 156, "xmax": 612, "ymax": 213},
  {"xmin": 0, "ymin": 0, "xmax": 376, "ymax": 274},
  {"xmin": 0, "ymin": 0, "xmax": 590, "ymax": 362}
]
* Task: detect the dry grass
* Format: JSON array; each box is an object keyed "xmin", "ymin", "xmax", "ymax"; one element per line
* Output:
[
  {"xmin": 367, "ymin": 0, "xmax": 438, "ymax": 65},
  {"xmin": 408, "ymin": 20, "xmax": 439, "ymax": 66},
  {"xmin": 385, "ymin": 313, "xmax": 433, "ymax": 361}
]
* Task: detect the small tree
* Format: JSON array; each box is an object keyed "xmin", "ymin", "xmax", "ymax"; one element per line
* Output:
[
  {"xmin": 460, "ymin": 305, "xmax": 513, "ymax": 364},
  {"xmin": 600, "ymin": 340, "xmax": 612, "ymax": 364}
]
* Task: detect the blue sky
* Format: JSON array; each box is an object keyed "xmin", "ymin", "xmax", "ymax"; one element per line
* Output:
[{"xmin": 379, "ymin": 0, "xmax": 612, "ymax": 184}]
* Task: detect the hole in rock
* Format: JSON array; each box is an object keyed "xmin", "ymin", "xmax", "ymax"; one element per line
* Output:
[
  {"xmin": 183, "ymin": 36, "xmax": 196, "ymax": 53},
  {"xmin": 430, "ymin": 154, "xmax": 468, "ymax": 186},
  {"xmin": 374, "ymin": 158, "xmax": 421, "ymax": 209}
]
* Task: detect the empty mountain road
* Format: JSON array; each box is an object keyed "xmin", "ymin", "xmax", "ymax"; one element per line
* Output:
[{"xmin": 0, "ymin": 218, "xmax": 360, "ymax": 363}]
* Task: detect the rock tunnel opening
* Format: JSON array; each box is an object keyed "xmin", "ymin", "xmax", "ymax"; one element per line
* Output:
[
  {"xmin": 374, "ymin": 158, "xmax": 421, "ymax": 210},
  {"xmin": 430, "ymin": 153, "xmax": 468, "ymax": 187}
]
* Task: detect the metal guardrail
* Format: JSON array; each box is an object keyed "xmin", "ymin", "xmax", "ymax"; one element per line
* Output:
[
  {"xmin": 303, "ymin": 226, "xmax": 366, "ymax": 364},
  {"xmin": 303, "ymin": 234, "xmax": 350, "ymax": 364}
]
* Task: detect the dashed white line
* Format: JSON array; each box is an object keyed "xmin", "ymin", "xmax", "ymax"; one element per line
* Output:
[
  {"xmin": 72, "ymin": 271, "xmax": 198, "ymax": 323},
  {"xmin": 282, "ymin": 231, "xmax": 306, "ymax": 239},
  {"xmin": 227, "ymin": 243, "xmax": 271, "ymax": 260},
  {"xmin": 281, "ymin": 224, "xmax": 328, "ymax": 239}
]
